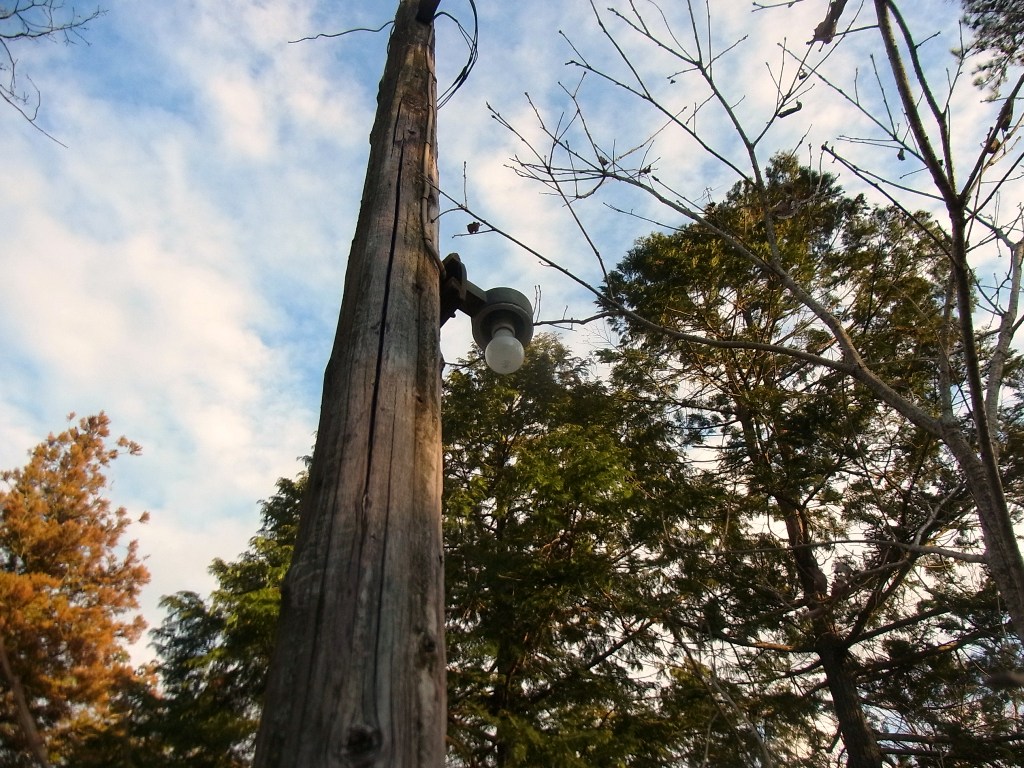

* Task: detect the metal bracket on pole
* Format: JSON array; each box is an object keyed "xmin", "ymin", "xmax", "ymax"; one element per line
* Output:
[
  {"xmin": 440, "ymin": 253, "xmax": 485, "ymax": 325},
  {"xmin": 417, "ymin": 0, "xmax": 441, "ymax": 24},
  {"xmin": 439, "ymin": 252, "xmax": 535, "ymax": 359}
]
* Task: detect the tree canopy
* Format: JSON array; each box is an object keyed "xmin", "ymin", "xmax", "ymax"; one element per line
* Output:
[
  {"xmin": 135, "ymin": 337, "xmax": 830, "ymax": 766},
  {"xmin": 149, "ymin": 469, "xmax": 304, "ymax": 767},
  {"xmin": 604, "ymin": 154, "xmax": 1024, "ymax": 766},
  {"xmin": 443, "ymin": 337, "xmax": 692, "ymax": 766},
  {"xmin": 962, "ymin": 0, "xmax": 1024, "ymax": 91},
  {"xmin": 0, "ymin": 413, "xmax": 149, "ymax": 767},
  {"xmin": 123, "ymin": 319, "xmax": 1022, "ymax": 766}
]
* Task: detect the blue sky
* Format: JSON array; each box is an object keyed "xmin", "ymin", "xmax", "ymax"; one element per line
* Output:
[{"xmin": 0, "ymin": 0, "xmax": 999, "ymax": 663}]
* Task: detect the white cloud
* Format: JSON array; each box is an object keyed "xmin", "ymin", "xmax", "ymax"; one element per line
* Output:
[
  {"xmin": 129, "ymin": 508, "xmax": 256, "ymax": 664},
  {"xmin": 0, "ymin": 0, "xmax": 357, "ymax": 659},
  {"xmin": 205, "ymin": 70, "xmax": 278, "ymax": 159}
]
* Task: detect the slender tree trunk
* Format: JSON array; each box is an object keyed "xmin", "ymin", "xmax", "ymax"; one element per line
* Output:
[
  {"xmin": 778, "ymin": 499, "xmax": 883, "ymax": 768},
  {"xmin": 946, "ymin": 217, "xmax": 1024, "ymax": 643},
  {"xmin": 0, "ymin": 633, "xmax": 52, "ymax": 768},
  {"xmin": 738, "ymin": 402, "xmax": 883, "ymax": 767},
  {"xmin": 490, "ymin": 631, "xmax": 519, "ymax": 768},
  {"xmin": 252, "ymin": 2, "xmax": 445, "ymax": 766},
  {"xmin": 816, "ymin": 633, "xmax": 883, "ymax": 768},
  {"xmin": 873, "ymin": 0, "xmax": 1024, "ymax": 644}
]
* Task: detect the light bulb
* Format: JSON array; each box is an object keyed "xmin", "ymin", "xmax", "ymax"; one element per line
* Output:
[{"xmin": 484, "ymin": 325, "xmax": 525, "ymax": 374}]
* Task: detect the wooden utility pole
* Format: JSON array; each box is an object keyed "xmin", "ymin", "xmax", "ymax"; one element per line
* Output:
[{"xmin": 253, "ymin": 2, "xmax": 445, "ymax": 766}]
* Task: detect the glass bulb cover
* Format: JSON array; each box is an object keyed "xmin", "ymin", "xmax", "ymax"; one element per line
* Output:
[{"xmin": 485, "ymin": 330, "xmax": 525, "ymax": 374}]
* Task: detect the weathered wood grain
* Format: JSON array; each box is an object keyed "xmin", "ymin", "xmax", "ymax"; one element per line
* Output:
[{"xmin": 253, "ymin": 2, "xmax": 445, "ymax": 765}]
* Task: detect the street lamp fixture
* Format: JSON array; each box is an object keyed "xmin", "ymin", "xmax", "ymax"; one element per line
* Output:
[{"xmin": 440, "ymin": 253, "xmax": 534, "ymax": 374}]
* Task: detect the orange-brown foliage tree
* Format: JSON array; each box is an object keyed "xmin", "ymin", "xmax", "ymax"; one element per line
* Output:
[{"xmin": 0, "ymin": 413, "xmax": 149, "ymax": 767}]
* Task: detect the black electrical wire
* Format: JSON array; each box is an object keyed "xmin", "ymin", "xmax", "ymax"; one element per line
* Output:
[
  {"xmin": 291, "ymin": 1, "xmax": 478, "ymax": 109},
  {"xmin": 435, "ymin": 0, "xmax": 479, "ymax": 108}
]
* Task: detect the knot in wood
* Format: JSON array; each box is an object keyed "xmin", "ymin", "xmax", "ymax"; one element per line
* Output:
[
  {"xmin": 417, "ymin": 630, "xmax": 440, "ymax": 670},
  {"xmin": 343, "ymin": 724, "xmax": 382, "ymax": 761}
]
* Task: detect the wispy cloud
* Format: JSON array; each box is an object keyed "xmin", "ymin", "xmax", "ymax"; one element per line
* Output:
[{"xmin": 0, "ymin": 0, "xmax": 378, "ymax": 657}]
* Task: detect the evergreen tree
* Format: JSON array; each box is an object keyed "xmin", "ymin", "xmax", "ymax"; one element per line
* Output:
[
  {"xmin": 443, "ymin": 337, "xmax": 684, "ymax": 766},
  {"xmin": 149, "ymin": 470, "xmax": 306, "ymax": 766},
  {"xmin": 490, "ymin": 0, "xmax": 1024, "ymax": 653},
  {"xmin": 0, "ymin": 413, "xmax": 149, "ymax": 767},
  {"xmin": 604, "ymin": 155, "xmax": 1024, "ymax": 765},
  {"xmin": 66, "ymin": 469, "xmax": 307, "ymax": 767},
  {"xmin": 137, "ymin": 314, "xmax": 1024, "ymax": 766},
  {"xmin": 961, "ymin": 0, "xmax": 1024, "ymax": 92},
  {"xmin": 442, "ymin": 335, "xmax": 818, "ymax": 766}
]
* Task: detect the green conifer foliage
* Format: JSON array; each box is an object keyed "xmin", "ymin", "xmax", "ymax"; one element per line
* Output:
[
  {"xmin": 442, "ymin": 336, "xmax": 777, "ymax": 766},
  {"xmin": 603, "ymin": 155, "xmax": 1024, "ymax": 765},
  {"xmin": 961, "ymin": 0, "xmax": 1024, "ymax": 92},
  {"xmin": 149, "ymin": 471, "xmax": 307, "ymax": 767}
]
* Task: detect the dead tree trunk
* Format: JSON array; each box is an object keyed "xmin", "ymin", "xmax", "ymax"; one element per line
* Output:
[{"xmin": 252, "ymin": 2, "xmax": 445, "ymax": 766}]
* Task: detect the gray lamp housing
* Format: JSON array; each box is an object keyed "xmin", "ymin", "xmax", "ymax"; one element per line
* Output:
[
  {"xmin": 440, "ymin": 253, "xmax": 535, "ymax": 374},
  {"xmin": 470, "ymin": 287, "xmax": 535, "ymax": 351}
]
